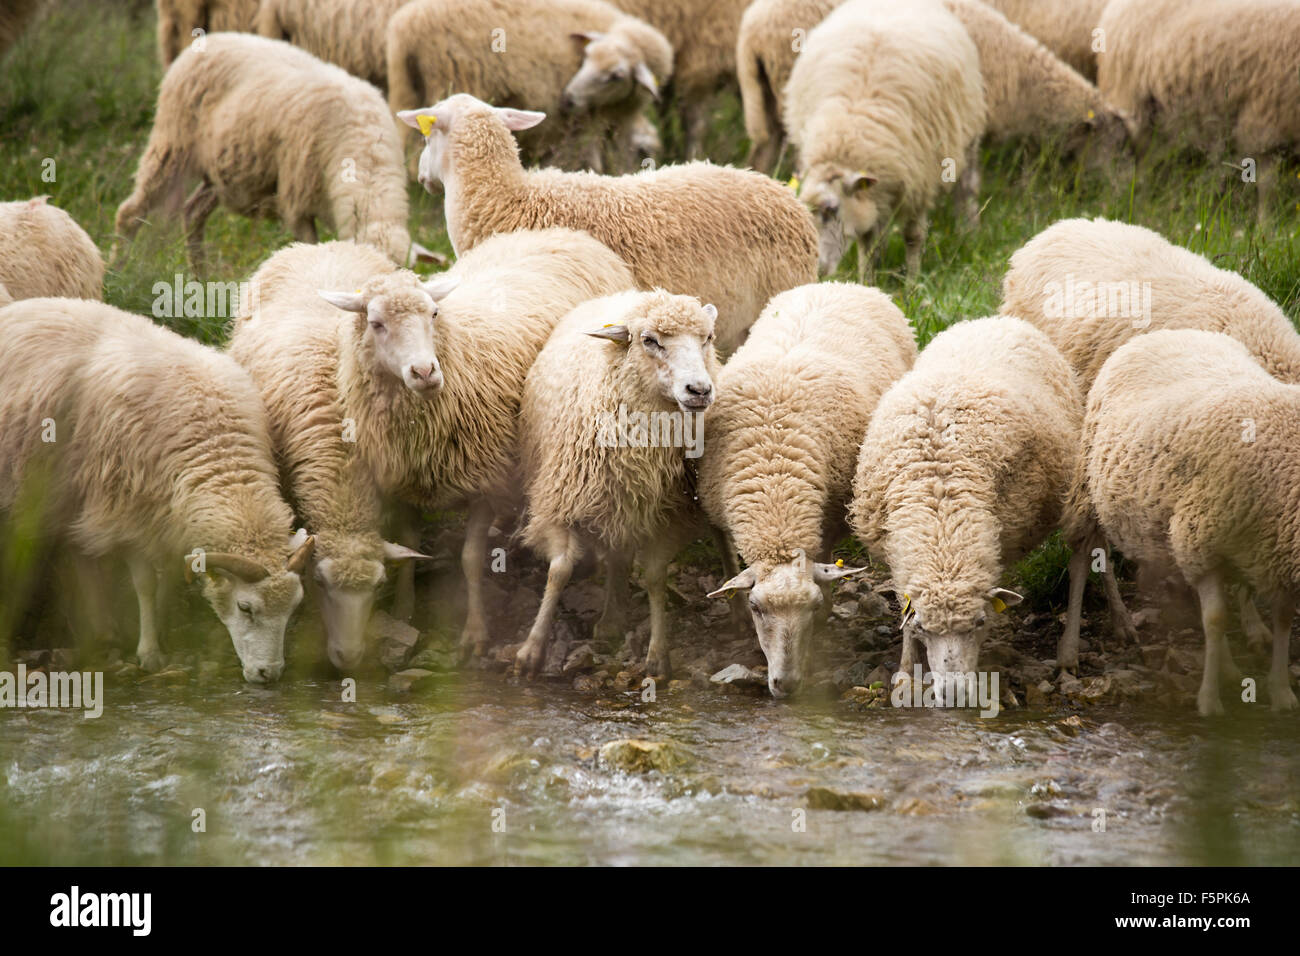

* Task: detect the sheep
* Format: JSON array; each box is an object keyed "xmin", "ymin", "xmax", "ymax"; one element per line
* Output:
[
  {"xmin": 399, "ymin": 93, "xmax": 818, "ymax": 356},
  {"xmin": 985, "ymin": 0, "xmax": 1107, "ymax": 80},
  {"xmin": 739, "ymin": 0, "xmax": 1128, "ymax": 176},
  {"xmin": 256, "ymin": 0, "xmax": 409, "ymax": 91},
  {"xmin": 116, "ymin": 33, "xmax": 431, "ymax": 269},
  {"xmin": 156, "ymin": 0, "xmax": 260, "ymax": 67},
  {"xmin": 1096, "ymin": 0, "xmax": 1300, "ymax": 218},
  {"xmin": 783, "ymin": 0, "xmax": 986, "ymax": 281},
  {"xmin": 515, "ymin": 289, "xmax": 720, "ymax": 679},
  {"xmin": 699, "ymin": 282, "xmax": 917, "ymax": 698},
  {"xmin": 848, "ymin": 316, "xmax": 1094, "ymax": 686},
  {"xmin": 0, "ymin": 197, "xmax": 103, "ymax": 302},
  {"xmin": 611, "ymin": 0, "xmax": 752, "ymax": 158},
  {"xmin": 1072, "ymin": 329, "xmax": 1300, "ymax": 715},
  {"xmin": 1001, "ymin": 217, "xmax": 1300, "ymax": 389},
  {"xmin": 0, "ymin": 0, "xmax": 45, "ymax": 61},
  {"xmin": 386, "ymin": 0, "xmax": 673, "ymax": 172},
  {"xmin": 0, "ymin": 297, "xmax": 313, "ymax": 682},
  {"xmin": 226, "ymin": 240, "xmax": 451, "ymax": 672},
  {"xmin": 315, "ymin": 228, "xmax": 636, "ymax": 659}
]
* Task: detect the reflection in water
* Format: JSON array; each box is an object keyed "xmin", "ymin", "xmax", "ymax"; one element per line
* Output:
[{"xmin": 1, "ymin": 671, "xmax": 1297, "ymax": 865}]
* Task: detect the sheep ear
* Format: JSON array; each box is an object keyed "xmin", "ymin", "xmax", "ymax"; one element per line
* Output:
[
  {"xmin": 813, "ymin": 562, "xmax": 866, "ymax": 583},
  {"xmin": 319, "ymin": 289, "xmax": 368, "ymax": 313},
  {"xmin": 421, "ymin": 274, "xmax": 459, "ymax": 302},
  {"xmin": 846, "ymin": 171, "xmax": 877, "ymax": 192},
  {"xmin": 701, "ymin": 303, "xmax": 718, "ymax": 324},
  {"xmin": 382, "ymin": 540, "xmax": 434, "ymax": 562},
  {"xmin": 571, "ymin": 30, "xmax": 603, "ymax": 45},
  {"xmin": 988, "ymin": 587, "xmax": 1023, "ymax": 612},
  {"xmin": 707, "ymin": 568, "xmax": 757, "ymax": 599},
  {"xmin": 495, "ymin": 107, "xmax": 546, "ymax": 131},
  {"xmin": 586, "ymin": 324, "xmax": 630, "ymax": 345},
  {"xmin": 408, "ymin": 241, "xmax": 447, "ymax": 266},
  {"xmin": 396, "ymin": 107, "xmax": 443, "ymax": 137},
  {"xmin": 633, "ymin": 62, "xmax": 660, "ymax": 99},
  {"xmin": 286, "ymin": 535, "xmax": 316, "ymax": 574}
]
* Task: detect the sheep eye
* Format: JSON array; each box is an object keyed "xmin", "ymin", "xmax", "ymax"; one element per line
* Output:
[
  {"xmin": 369, "ymin": 320, "xmax": 386, "ymax": 333},
  {"xmin": 607, "ymin": 70, "xmax": 626, "ymax": 83},
  {"xmin": 642, "ymin": 333, "xmax": 662, "ymax": 350},
  {"xmin": 237, "ymin": 600, "xmax": 253, "ymax": 615}
]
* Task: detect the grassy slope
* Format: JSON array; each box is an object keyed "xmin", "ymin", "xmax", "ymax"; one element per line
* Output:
[{"xmin": 2, "ymin": 0, "xmax": 1299, "ymax": 607}]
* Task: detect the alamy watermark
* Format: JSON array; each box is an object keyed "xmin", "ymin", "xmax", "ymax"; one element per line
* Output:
[
  {"xmin": 1042, "ymin": 274, "xmax": 1152, "ymax": 328},
  {"xmin": 595, "ymin": 404, "xmax": 704, "ymax": 459},
  {"xmin": 152, "ymin": 273, "xmax": 258, "ymax": 319},
  {"xmin": 891, "ymin": 665, "xmax": 1000, "ymax": 718},
  {"xmin": 0, "ymin": 665, "xmax": 103, "ymax": 718}
]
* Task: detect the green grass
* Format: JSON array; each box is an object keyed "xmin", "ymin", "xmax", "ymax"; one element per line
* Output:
[{"xmin": 3, "ymin": 0, "xmax": 1299, "ymax": 613}]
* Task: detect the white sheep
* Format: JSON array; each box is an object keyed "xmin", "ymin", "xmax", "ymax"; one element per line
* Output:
[
  {"xmin": 985, "ymin": 0, "xmax": 1107, "ymax": 80},
  {"xmin": 515, "ymin": 289, "xmax": 720, "ymax": 679},
  {"xmin": 0, "ymin": 297, "xmax": 313, "ymax": 682},
  {"xmin": 387, "ymin": 0, "xmax": 673, "ymax": 172},
  {"xmin": 611, "ymin": 0, "xmax": 752, "ymax": 158},
  {"xmin": 783, "ymin": 0, "xmax": 986, "ymax": 280},
  {"xmin": 116, "ymin": 33, "xmax": 431, "ymax": 268},
  {"xmin": 226, "ymin": 240, "xmax": 451, "ymax": 672},
  {"xmin": 0, "ymin": 197, "xmax": 103, "ymax": 302},
  {"xmin": 849, "ymin": 316, "xmax": 1094, "ymax": 683},
  {"xmin": 399, "ymin": 93, "xmax": 817, "ymax": 356},
  {"xmin": 700, "ymin": 282, "xmax": 917, "ymax": 697},
  {"xmin": 1001, "ymin": 217, "xmax": 1300, "ymax": 388},
  {"xmin": 317, "ymin": 228, "xmax": 636, "ymax": 659},
  {"xmin": 1073, "ymin": 328, "xmax": 1300, "ymax": 715},
  {"xmin": 257, "ymin": 0, "xmax": 409, "ymax": 91},
  {"xmin": 1096, "ymin": 0, "xmax": 1300, "ymax": 218},
  {"xmin": 156, "ymin": 0, "xmax": 260, "ymax": 66}
]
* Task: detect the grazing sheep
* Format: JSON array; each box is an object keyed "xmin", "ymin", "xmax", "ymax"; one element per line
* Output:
[
  {"xmin": 515, "ymin": 289, "xmax": 720, "ymax": 679},
  {"xmin": 612, "ymin": 0, "xmax": 751, "ymax": 158},
  {"xmin": 400, "ymin": 93, "xmax": 817, "ymax": 355},
  {"xmin": 985, "ymin": 0, "xmax": 1107, "ymax": 79},
  {"xmin": 116, "ymin": 33, "xmax": 430, "ymax": 269},
  {"xmin": 156, "ymin": 0, "xmax": 260, "ymax": 66},
  {"xmin": 784, "ymin": 0, "xmax": 986, "ymax": 280},
  {"xmin": 1073, "ymin": 329, "xmax": 1300, "ymax": 715},
  {"xmin": 0, "ymin": 297, "xmax": 312, "ymax": 682},
  {"xmin": 317, "ymin": 229, "xmax": 636, "ymax": 658},
  {"xmin": 257, "ymin": 0, "xmax": 410, "ymax": 90},
  {"xmin": 700, "ymin": 282, "xmax": 917, "ymax": 697},
  {"xmin": 0, "ymin": 197, "xmax": 103, "ymax": 302},
  {"xmin": 1001, "ymin": 217, "xmax": 1300, "ymax": 388},
  {"xmin": 849, "ymin": 317, "xmax": 1090, "ymax": 684},
  {"xmin": 387, "ymin": 0, "xmax": 673, "ymax": 172},
  {"xmin": 1097, "ymin": 0, "xmax": 1300, "ymax": 217},
  {"xmin": 227, "ymin": 241, "xmax": 448, "ymax": 672}
]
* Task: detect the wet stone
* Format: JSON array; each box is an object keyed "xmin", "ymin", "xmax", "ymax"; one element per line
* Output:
[
  {"xmin": 598, "ymin": 738, "xmax": 690, "ymax": 774},
  {"xmin": 805, "ymin": 786, "xmax": 888, "ymax": 812}
]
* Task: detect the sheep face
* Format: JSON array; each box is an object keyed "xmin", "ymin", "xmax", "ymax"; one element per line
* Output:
[
  {"xmin": 798, "ymin": 164, "xmax": 879, "ymax": 275},
  {"xmin": 397, "ymin": 95, "xmax": 547, "ymax": 192},
  {"xmin": 711, "ymin": 557, "xmax": 861, "ymax": 698},
  {"xmin": 1063, "ymin": 108, "xmax": 1134, "ymax": 165},
  {"xmin": 198, "ymin": 535, "xmax": 314, "ymax": 683},
  {"xmin": 588, "ymin": 294, "xmax": 720, "ymax": 413},
  {"xmin": 903, "ymin": 586, "xmax": 1023, "ymax": 688},
  {"xmin": 320, "ymin": 274, "xmax": 458, "ymax": 395},
  {"xmin": 562, "ymin": 32, "xmax": 659, "ymax": 112}
]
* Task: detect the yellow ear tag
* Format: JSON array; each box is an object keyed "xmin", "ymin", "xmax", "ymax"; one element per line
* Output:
[
  {"xmin": 1086, "ymin": 109, "xmax": 1095, "ymax": 120},
  {"xmin": 901, "ymin": 593, "xmax": 911, "ymax": 620},
  {"xmin": 416, "ymin": 114, "xmax": 437, "ymax": 136},
  {"xmin": 835, "ymin": 558, "xmax": 844, "ymax": 568},
  {"xmin": 992, "ymin": 597, "xmax": 1007, "ymax": 613}
]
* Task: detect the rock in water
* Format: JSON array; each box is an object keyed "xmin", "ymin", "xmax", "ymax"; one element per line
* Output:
[
  {"xmin": 805, "ymin": 787, "xmax": 888, "ymax": 811},
  {"xmin": 598, "ymin": 739, "xmax": 690, "ymax": 774}
]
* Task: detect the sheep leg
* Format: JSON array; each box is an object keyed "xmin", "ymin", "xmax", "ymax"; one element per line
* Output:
[
  {"xmin": 711, "ymin": 525, "xmax": 749, "ymax": 637},
  {"xmin": 1194, "ymin": 571, "xmax": 1228, "ymax": 716},
  {"xmin": 894, "ymin": 628, "xmax": 919, "ymax": 696},
  {"xmin": 128, "ymin": 554, "xmax": 164, "ymax": 672},
  {"xmin": 391, "ymin": 508, "xmax": 420, "ymax": 622},
  {"xmin": 681, "ymin": 99, "xmax": 710, "ymax": 160},
  {"xmin": 290, "ymin": 218, "xmax": 318, "ymax": 244},
  {"xmin": 458, "ymin": 499, "xmax": 495, "ymax": 659},
  {"xmin": 1058, "ymin": 540, "xmax": 1090, "ymax": 673},
  {"xmin": 71, "ymin": 552, "xmax": 116, "ymax": 646},
  {"xmin": 1268, "ymin": 593, "xmax": 1297, "ymax": 711},
  {"xmin": 641, "ymin": 538, "xmax": 675, "ymax": 681},
  {"xmin": 1254, "ymin": 153, "xmax": 1277, "ymax": 227},
  {"xmin": 515, "ymin": 529, "xmax": 581, "ymax": 677},
  {"xmin": 1101, "ymin": 548, "xmax": 1138, "ymax": 643},
  {"xmin": 856, "ymin": 230, "xmax": 882, "ymax": 285},
  {"xmin": 903, "ymin": 215, "xmax": 928, "ymax": 280},
  {"xmin": 183, "ymin": 182, "xmax": 219, "ymax": 273},
  {"xmin": 593, "ymin": 549, "xmax": 630, "ymax": 647},
  {"xmin": 1238, "ymin": 587, "xmax": 1272, "ymax": 652},
  {"xmin": 956, "ymin": 141, "xmax": 981, "ymax": 226}
]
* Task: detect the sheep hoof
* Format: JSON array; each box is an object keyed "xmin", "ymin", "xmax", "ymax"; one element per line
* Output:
[
  {"xmin": 458, "ymin": 624, "xmax": 489, "ymax": 660},
  {"xmin": 514, "ymin": 640, "xmax": 546, "ymax": 678},
  {"xmin": 645, "ymin": 651, "xmax": 672, "ymax": 681},
  {"xmin": 1271, "ymin": 686, "xmax": 1298, "ymax": 712},
  {"xmin": 1197, "ymin": 689, "xmax": 1225, "ymax": 717},
  {"xmin": 138, "ymin": 649, "xmax": 164, "ymax": 673}
]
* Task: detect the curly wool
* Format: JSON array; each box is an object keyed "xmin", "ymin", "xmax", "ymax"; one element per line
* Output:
[
  {"xmin": 258, "ymin": 0, "xmax": 409, "ymax": 90},
  {"xmin": 344, "ymin": 229, "xmax": 635, "ymax": 514},
  {"xmin": 227, "ymin": 241, "xmax": 396, "ymax": 589},
  {"xmin": 0, "ymin": 197, "xmax": 103, "ymax": 302},
  {"xmin": 117, "ymin": 33, "xmax": 416, "ymax": 265},
  {"xmin": 698, "ymin": 282, "xmax": 917, "ymax": 568},
  {"xmin": 439, "ymin": 99, "xmax": 816, "ymax": 355},
  {"xmin": 849, "ymin": 317, "xmax": 1081, "ymax": 633},
  {"xmin": 0, "ymin": 297, "xmax": 294, "ymax": 575},
  {"xmin": 985, "ymin": 0, "xmax": 1107, "ymax": 80},
  {"xmin": 1000, "ymin": 217, "xmax": 1300, "ymax": 388},
  {"xmin": 520, "ymin": 289, "xmax": 720, "ymax": 558},
  {"xmin": 156, "ymin": 0, "xmax": 261, "ymax": 66},
  {"xmin": 1096, "ymin": 0, "xmax": 1300, "ymax": 155}
]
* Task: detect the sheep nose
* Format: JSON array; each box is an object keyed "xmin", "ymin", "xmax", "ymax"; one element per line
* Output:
[
  {"xmin": 685, "ymin": 381, "xmax": 712, "ymax": 398},
  {"xmin": 770, "ymin": 675, "xmax": 800, "ymax": 698},
  {"xmin": 561, "ymin": 93, "xmax": 575, "ymax": 112},
  {"xmin": 410, "ymin": 362, "xmax": 437, "ymax": 382}
]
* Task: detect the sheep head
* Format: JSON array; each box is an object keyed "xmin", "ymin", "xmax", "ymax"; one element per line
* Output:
[
  {"xmin": 397, "ymin": 94, "xmax": 546, "ymax": 193},
  {"xmin": 562, "ymin": 31, "xmax": 661, "ymax": 112},
  {"xmin": 898, "ymin": 584, "xmax": 1023, "ymax": 687},
  {"xmin": 319, "ymin": 272, "xmax": 459, "ymax": 395},
  {"xmin": 796, "ymin": 163, "xmax": 881, "ymax": 275}
]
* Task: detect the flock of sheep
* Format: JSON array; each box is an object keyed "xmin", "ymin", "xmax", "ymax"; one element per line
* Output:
[{"xmin": 0, "ymin": 0, "xmax": 1297, "ymax": 718}]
